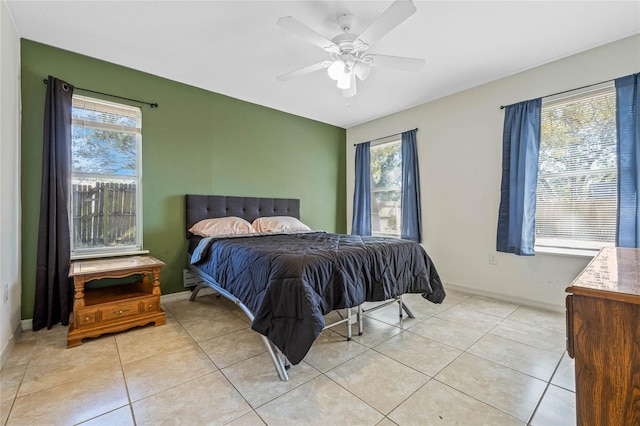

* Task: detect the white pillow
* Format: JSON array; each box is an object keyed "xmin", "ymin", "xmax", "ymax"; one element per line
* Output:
[
  {"xmin": 189, "ymin": 216, "xmax": 256, "ymax": 237},
  {"xmin": 252, "ymin": 216, "xmax": 311, "ymax": 233}
]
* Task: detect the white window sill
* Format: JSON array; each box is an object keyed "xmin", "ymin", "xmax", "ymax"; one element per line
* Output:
[
  {"xmin": 372, "ymin": 232, "xmax": 401, "ymax": 239},
  {"xmin": 70, "ymin": 249, "xmax": 149, "ymax": 261},
  {"xmin": 535, "ymin": 246, "xmax": 599, "ymax": 258}
]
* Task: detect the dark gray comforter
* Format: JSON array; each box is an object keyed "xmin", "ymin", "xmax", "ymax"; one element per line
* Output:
[{"xmin": 190, "ymin": 232, "xmax": 445, "ymax": 364}]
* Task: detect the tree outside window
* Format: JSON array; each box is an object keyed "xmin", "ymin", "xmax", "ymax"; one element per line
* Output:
[{"xmin": 370, "ymin": 140, "xmax": 402, "ymax": 236}]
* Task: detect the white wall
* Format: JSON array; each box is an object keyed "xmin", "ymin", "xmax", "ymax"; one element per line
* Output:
[
  {"xmin": 347, "ymin": 35, "xmax": 640, "ymax": 311},
  {"xmin": 0, "ymin": 0, "xmax": 22, "ymax": 368}
]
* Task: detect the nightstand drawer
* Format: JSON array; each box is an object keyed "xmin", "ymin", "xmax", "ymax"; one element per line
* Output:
[
  {"xmin": 76, "ymin": 309, "xmax": 97, "ymax": 326},
  {"xmin": 100, "ymin": 301, "xmax": 140, "ymax": 321},
  {"xmin": 140, "ymin": 297, "xmax": 159, "ymax": 313}
]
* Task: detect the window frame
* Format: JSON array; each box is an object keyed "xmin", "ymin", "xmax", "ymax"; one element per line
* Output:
[
  {"xmin": 70, "ymin": 94, "xmax": 145, "ymax": 260},
  {"xmin": 370, "ymin": 137, "xmax": 402, "ymax": 238},
  {"xmin": 534, "ymin": 82, "xmax": 617, "ymax": 257}
]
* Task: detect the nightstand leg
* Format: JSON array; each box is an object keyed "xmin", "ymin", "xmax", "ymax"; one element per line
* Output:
[
  {"xmin": 152, "ymin": 267, "xmax": 161, "ymax": 296},
  {"xmin": 73, "ymin": 277, "xmax": 86, "ymax": 309}
]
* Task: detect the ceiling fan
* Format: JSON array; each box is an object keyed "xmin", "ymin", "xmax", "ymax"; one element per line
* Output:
[{"xmin": 276, "ymin": 0, "xmax": 425, "ymax": 100}]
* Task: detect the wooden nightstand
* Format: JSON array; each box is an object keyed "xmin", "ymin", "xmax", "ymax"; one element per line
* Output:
[{"xmin": 67, "ymin": 255, "xmax": 166, "ymax": 347}]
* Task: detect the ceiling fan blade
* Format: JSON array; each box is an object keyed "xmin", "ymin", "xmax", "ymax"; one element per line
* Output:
[
  {"xmin": 277, "ymin": 16, "xmax": 339, "ymax": 53},
  {"xmin": 276, "ymin": 61, "xmax": 332, "ymax": 81},
  {"xmin": 355, "ymin": 0, "xmax": 417, "ymax": 50},
  {"xmin": 366, "ymin": 54, "xmax": 425, "ymax": 72}
]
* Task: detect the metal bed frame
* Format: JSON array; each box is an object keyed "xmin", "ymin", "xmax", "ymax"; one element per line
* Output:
[
  {"xmin": 189, "ymin": 265, "xmax": 364, "ymax": 382},
  {"xmin": 188, "ymin": 266, "xmax": 292, "ymax": 381},
  {"xmin": 184, "ymin": 194, "xmax": 413, "ymax": 381},
  {"xmin": 188, "ymin": 268, "xmax": 413, "ymax": 382}
]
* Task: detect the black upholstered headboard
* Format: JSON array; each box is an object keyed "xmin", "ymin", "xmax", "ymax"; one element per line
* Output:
[{"xmin": 185, "ymin": 194, "xmax": 301, "ymax": 238}]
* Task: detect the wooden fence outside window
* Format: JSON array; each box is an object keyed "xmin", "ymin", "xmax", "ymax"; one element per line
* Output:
[{"xmin": 72, "ymin": 182, "xmax": 136, "ymax": 247}]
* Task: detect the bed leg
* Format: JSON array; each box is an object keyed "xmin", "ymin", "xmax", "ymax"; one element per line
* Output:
[
  {"xmin": 398, "ymin": 295, "xmax": 404, "ymax": 318},
  {"xmin": 189, "ymin": 283, "xmax": 207, "ymax": 301},
  {"xmin": 357, "ymin": 305, "xmax": 363, "ymax": 336},
  {"xmin": 346, "ymin": 308, "xmax": 352, "ymax": 341},
  {"xmin": 260, "ymin": 335, "xmax": 289, "ymax": 381},
  {"xmin": 400, "ymin": 297, "xmax": 415, "ymax": 319}
]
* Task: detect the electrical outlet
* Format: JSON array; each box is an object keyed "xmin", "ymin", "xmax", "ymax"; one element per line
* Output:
[
  {"xmin": 3, "ymin": 283, "xmax": 8, "ymax": 303},
  {"xmin": 489, "ymin": 254, "xmax": 497, "ymax": 265}
]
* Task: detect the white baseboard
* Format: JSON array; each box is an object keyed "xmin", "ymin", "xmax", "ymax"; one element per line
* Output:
[
  {"xmin": 160, "ymin": 287, "xmax": 216, "ymax": 303},
  {"xmin": 1, "ymin": 327, "xmax": 17, "ymax": 370},
  {"xmin": 444, "ymin": 282, "xmax": 565, "ymax": 313},
  {"xmin": 160, "ymin": 290, "xmax": 192, "ymax": 303},
  {"xmin": 17, "ymin": 284, "xmax": 561, "ymax": 338},
  {"xmin": 20, "ymin": 319, "xmax": 32, "ymax": 333},
  {"xmin": 18, "ymin": 288, "xmax": 216, "ymax": 333}
]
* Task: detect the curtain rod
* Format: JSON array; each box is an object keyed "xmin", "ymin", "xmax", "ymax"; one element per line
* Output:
[
  {"xmin": 43, "ymin": 79, "xmax": 158, "ymax": 108},
  {"xmin": 353, "ymin": 128, "xmax": 418, "ymax": 147},
  {"xmin": 499, "ymin": 78, "xmax": 613, "ymax": 109}
]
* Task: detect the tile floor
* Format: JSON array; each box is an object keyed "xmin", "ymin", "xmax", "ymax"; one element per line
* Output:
[{"xmin": 1, "ymin": 289, "xmax": 575, "ymax": 425}]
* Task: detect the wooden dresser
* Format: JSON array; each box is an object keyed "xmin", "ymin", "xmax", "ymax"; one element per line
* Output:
[
  {"xmin": 67, "ymin": 255, "xmax": 166, "ymax": 347},
  {"xmin": 566, "ymin": 247, "xmax": 640, "ymax": 425}
]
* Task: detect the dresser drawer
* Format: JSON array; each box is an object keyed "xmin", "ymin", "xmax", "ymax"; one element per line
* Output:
[
  {"xmin": 140, "ymin": 297, "xmax": 159, "ymax": 313},
  {"xmin": 100, "ymin": 300, "xmax": 140, "ymax": 321}
]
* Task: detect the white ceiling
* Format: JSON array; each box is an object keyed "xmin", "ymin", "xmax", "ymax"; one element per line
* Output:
[{"xmin": 6, "ymin": 1, "xmax": 640, "ymax": 128}]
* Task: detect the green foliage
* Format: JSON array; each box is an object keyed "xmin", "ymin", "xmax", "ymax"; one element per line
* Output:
[
  {"xmin": 71, "ymin": 104, "xmax": 138, "ymax": 176},
  {"xmin": 538, "ymin": 91, "xmax": 617, "ymax": 201},
  {"xmin": 72, "ymin": 127, "xmax": 137, "ymax": 176},
  {"xmin": 370, "ymin": 142, "xmax": 401, "ymax": 202}
]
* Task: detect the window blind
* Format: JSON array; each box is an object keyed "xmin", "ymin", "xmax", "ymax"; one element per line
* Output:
[
  {"xmin": 535, "ymin": 85, "xmax": 617, "ymax": 250},
  {"xmin": 72, "ymin": 95, "xmax": 141, "ymax": 128}
]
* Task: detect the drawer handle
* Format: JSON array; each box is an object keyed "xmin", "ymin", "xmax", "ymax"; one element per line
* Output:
[
  {"xmin": 114, "ymin": 309, "xmax": 129, "ymax": 315},
  {"xmin": 85, "ymin": 316, "xmax": 90, "ymax": 321},
  {"xmin": 148, "ymin": 304, "xmax": 153, "ymax": 308}
]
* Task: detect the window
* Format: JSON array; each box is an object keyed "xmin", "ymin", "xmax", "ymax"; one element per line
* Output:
[
  {"xmin": 70, "ymin": 95, "xmax": 143, "ymax": 258},
  {"xmin": 370, "ymin": 139, "xmax": 402, "ymax": 237},
  {"xmin": 535, "ymin": 84, "xmax": 617, "ymax": 252}
]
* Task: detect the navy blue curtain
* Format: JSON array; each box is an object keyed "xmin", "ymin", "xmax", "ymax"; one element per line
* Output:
[
  {"xmin": 401, "ymin": 129, "xmax": 422, "ymax": 242},
  {"xmin": 352, "ymin": 142, "xmax": 371, "ymax": 236},
  {"xmin": 616, "ymin": 72, "xmax": 640, "ymax": 248},
  {"xmin": 34, "ymin": 76, "xmax": 75, "ymax": 331},
  {"xmin": 496, "ymin": 99, "xmax": 542, "ymax": 256}
]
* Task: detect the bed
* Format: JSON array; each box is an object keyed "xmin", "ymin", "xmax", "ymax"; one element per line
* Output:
[{"xmin": 185, "ymin": 194, "xmax": 445, "ymax": 381}]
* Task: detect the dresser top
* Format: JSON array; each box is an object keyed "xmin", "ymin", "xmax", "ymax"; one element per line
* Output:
[{"xmin": 567, "ymin": 247, "xmax": 640, "ymax": 302}]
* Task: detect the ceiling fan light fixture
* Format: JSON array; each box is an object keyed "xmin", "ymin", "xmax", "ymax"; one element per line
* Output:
[
  {"xmin": 337, "ymin": 72, "xmax": 351, "ymax": 89},
  {"xmin": 342, "ymin": 73, "xmax": 357, "ymax": 99},
  {"xmin": 327, "ymin": 60, "xmax": 345, "ymax": 80},
  {"xmin": 353, "ymin": 62, "xmax": 371, "ymax": 81}
]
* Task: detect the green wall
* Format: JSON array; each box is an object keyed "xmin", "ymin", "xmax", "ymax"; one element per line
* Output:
[{"xmin": 20, "ymin": 39, "xmax": 347, "ymax": 319}]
